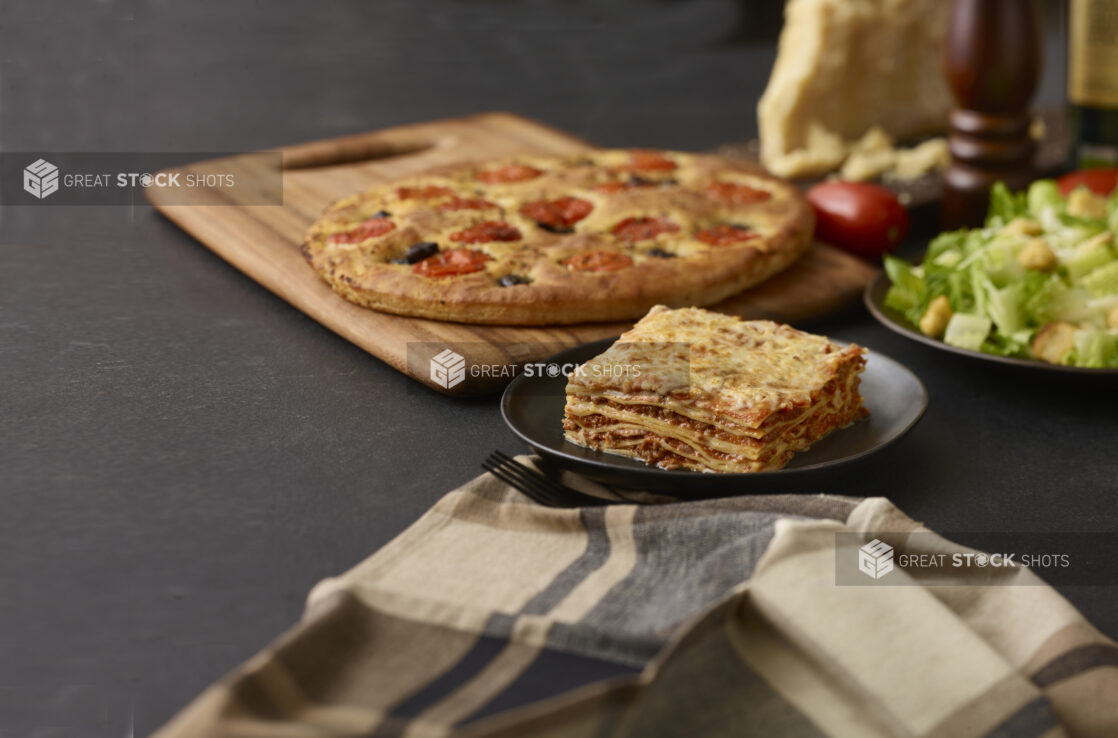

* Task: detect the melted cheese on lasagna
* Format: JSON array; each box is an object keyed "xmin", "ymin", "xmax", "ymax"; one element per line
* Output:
[{"xmin": 563, "ymin": 306, "xmax": 867, "ymax": 473}]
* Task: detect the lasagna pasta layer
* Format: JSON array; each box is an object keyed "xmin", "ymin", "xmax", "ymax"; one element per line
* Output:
[{"xmin": 562, "ymin": 306, "xmax": 867, "ymax": 474}]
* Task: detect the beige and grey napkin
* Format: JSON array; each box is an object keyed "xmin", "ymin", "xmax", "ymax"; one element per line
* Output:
[{"xmin": 155, "ymin": 460, "xmax": 1118, "ymax": 738}]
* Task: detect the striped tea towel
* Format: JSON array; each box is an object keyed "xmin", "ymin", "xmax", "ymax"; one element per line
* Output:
[{"xmin": 155, "ymin": 458, "xmax": 1118, "ymax": 738}]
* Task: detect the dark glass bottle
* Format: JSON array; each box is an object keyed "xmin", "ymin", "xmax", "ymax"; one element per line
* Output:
[{"xmin": 1068, "ymin": 0, "xmax": 1118, "ymax": 167}]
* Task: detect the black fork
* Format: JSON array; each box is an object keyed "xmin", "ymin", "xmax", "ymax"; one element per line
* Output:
[{"xmin": 482, "ymin": 451, "xmax": 610, "ymax": 507}]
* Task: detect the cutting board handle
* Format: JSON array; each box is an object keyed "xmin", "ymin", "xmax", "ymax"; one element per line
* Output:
[{"xmin": 282, "ymin": 130, "xmax": 449, "ymax": 170}]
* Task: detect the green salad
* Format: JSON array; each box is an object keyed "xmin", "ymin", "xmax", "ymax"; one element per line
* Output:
[{"xmin": 884, "ymin": 180, "xmax": 1118, "ymax": 368}]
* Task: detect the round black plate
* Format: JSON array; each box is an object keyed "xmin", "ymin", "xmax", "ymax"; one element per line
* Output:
[
  {"xmin": 864, "ymin": 271, "xmax": 1118, "ymax": 375},
  {"xmin": 500, "ymin": 338, "xmax": 928, "ymax": 495}
]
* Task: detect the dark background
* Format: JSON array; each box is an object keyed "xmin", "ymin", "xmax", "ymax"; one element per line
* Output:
[{"xmin": 0, "ymin": 1, "xmax": 1112, "ymax": 737}]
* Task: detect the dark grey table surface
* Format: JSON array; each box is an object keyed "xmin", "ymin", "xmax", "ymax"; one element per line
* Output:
[{"xmin": 1, "ymin": 2, "xmax": 1113, "ymax": 736}]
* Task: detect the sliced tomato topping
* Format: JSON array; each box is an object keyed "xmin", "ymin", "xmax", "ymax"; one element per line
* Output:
[
  {"xmin": 448, "ymin": 221, "xmax": 522, "ymax": 244},
  {"xmin": 564, "ymin": 251, "xmax": 634, "ymax": 272},
  {"xmin": 476, "ymin": 164, "xmax": 542, "ymax": 184},
  {"xmin": 611, "ymin": 216, "xmax": 680, "ymax": 242},
  {"xmin": 439, "ymin": 196, "xmax": 496, "ymax": 211},
  {"xmin": 705, "ymin": 181, "xmax": 772, "ymax": 205},
  {"xmin": 327, "ymin": 217, "xmax": 396, "ymax": 244},
  {"xmin": 595, "ymin": 176, "xmax": 658, "ymax": 194},
  {"xmin": 396, "ymin": 185, "xmax": 455, "ymax": 200},
  {"xmin": 696, "ymin": 224, "xmax": 758, "ymax": 246},
  {"xmin": 519, "ymin": 196, "xmax": 594, "ymax": 230},
  {"xmin": 628, "ymin": 149, "xmax": 677, "ymax": 172},
  {"xmin": 412, "ymin": 248, "xmax": 492, "ymax": 277}
]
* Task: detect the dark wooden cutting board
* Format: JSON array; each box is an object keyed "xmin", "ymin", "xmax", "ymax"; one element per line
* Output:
[{"xmin": 147, "ymin": 112, "xmax": 877, "ymax": 395}]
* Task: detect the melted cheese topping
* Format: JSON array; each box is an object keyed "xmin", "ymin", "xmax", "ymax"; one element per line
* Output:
[
  {"xmin": 567, "ymin": 305, "xmax": 863, "ymax": 427},
  {"xmin": 562, "ymin": 306, "xmax": 867, "ymax": 473}
]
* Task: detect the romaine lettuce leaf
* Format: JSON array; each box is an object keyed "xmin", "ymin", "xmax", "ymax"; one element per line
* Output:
[
  {"xmin": 1027, "ymin": 179, "xmax": 1062, "ymax": 218},
  {"xmin": 987, "ymin": 182, "xmax": 1028, "ymax": 226},
  {"xmin": 944, "ymin": 313, "xmax": 992, "ymax": 351},
  {"xmin": 1081, "ymin": 261, "xmax": 1118, "ymax": 297},
  {"xmin": 883, "ymin": 255, "xmax": 925, "ymax": 315},
  {"xmin": 1073, "ymin": 330, "xmax": 1118, "ymax": 368}
]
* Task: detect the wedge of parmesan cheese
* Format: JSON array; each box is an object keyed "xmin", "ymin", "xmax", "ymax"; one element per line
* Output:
[{"xmin": 758, "ymin": 0, "xmax": 952, "ymax": 179}]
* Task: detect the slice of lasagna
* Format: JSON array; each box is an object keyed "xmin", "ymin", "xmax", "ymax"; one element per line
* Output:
[{"xmin": 562, "ymin": 306, "xmax": 868, "ymax": 473}]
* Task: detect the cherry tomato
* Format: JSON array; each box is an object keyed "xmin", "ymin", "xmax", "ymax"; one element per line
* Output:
[
  {"xmin": 695, "ymin": 224, "xmax": 758, "ymax": 246},
  {"xmin": 595, "ymin": 176, "xmax": 658, "ymax": 194},
  {"xmin": 438, "ymin": 196, "xmax": 495, "ymax": 211},
  {"xmin": 412, "ymin": 248, "xmax": 492, "ymax": 277},
  {"xmin": 611, "ymin": 216, "xmax": 680, "ymax": 242},
  {"xmin": 476, "ymin": 164, "xmax": 542, "ymax": 184},
  {"xmin": 448, "ymin": 221, "xmax": 522, "ymax": 244},
  {"xmin": 327, "ymin": 217, "xmax": 396, "ymax": 244},
  {"xmin": 805, "ymin": 181, "xmax": 908, "ymax": 260},
  {"xmin": 519, "ymin": 196, "xmax": 594, "ymax": 230},
  {"xmin": 627, "ymin": 149, "xmax": 677, "ymax": 172},
  {"xmin": 705, "ymin": 181, "xmax": 772, "ymax": 205},
  {"xmin": 1056, "ymin": 168, "xmax": 1118, "ymax": 197},
  {"xmin": 564, "ymin": 251, "xmax": 634, "ymax": 272},
  {"xmin": 396, "ymin": 185, "xmax": 454, "ymax": 200},
  {"xmin": 702, "ymin": 182, "xmax": 773, "ymax": 205}
]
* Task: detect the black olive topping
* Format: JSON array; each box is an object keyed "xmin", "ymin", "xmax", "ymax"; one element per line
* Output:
[
  {"xmin": 498, "ymin": 274, "xmax": 531, "ymax": 287},
  {"xmin": 373, "ymin": 210, "xmax": 391, "ymax": 218},
  {"xmin": 403, "ymin": 241, "xmax": 439, "ymax": 263},
  {"xmin": 659, "ymin": 178, "xmax": 678, "ymax": 187},
  {"xmin": 389, "ymin": 258, "xmax": 409, "ymax": 264},
  {"xmin": 537, "ymin": 222, "xmax": 574, "ymax": 234},
  {"xmin": 647, "ymin": 248, "xmax": 676, "ymax": 258}
]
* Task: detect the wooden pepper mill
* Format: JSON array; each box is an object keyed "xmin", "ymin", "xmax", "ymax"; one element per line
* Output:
[{"xmin": 942, "ymin": 0, "xmax": 1042, "ymax": 228}]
